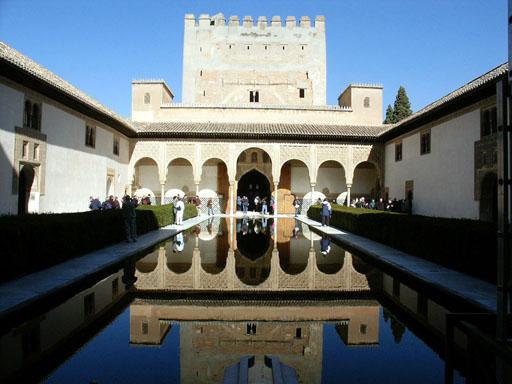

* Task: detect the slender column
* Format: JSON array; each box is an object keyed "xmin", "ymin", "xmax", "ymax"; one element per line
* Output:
[
  {"xmin": 273, "ymin": 182, "xmax": 279, "ymax": 216},
  {"xmin": 346, "ymin": 183, "xmax": 352, "ymax": 207},
  {"xmin": 310, "ymin": 183, "xmax": 316, "ymax": 204},
  {"xmin": 160, "ymin": 183, "xmax": 165, "ymax": 205},
  {"xmin": 229, "ymin": 181, "xmax": 234, "ymax": 216},
  {"xmin": 195, "ymin": 181, "xmax": 200, "ymax": 195}
]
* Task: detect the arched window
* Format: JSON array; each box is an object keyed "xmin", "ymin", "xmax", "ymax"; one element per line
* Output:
[
  {"xmin": 144, "ymin": 93, "xmax": 151, "ymax": 104},
  {"xmin": 24, "ymin": 100, "xmax": 32, "ymax": 128},
  {"xmin": 239, "ymin": 152, "xmax": 247, "ymax": 162},
  {"xmin": 31, "ymin": 104, "xmax": 40, "ymax": 130},
  {"xmin": 251, "ymin": 152, "xmax": 258, "ymax": 163},
  {"xmin": 364, "ymin": 97, "xmax": 370, "ymax": 108}
]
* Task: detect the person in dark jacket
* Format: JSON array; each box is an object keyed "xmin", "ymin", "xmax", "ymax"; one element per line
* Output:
[
  {"xmin": 321, "ymin": 198, "xmax": 331, "ymax": 227},
  {"xmin": 122, "ymin": 195, "xmax": 137, "ymax": 242}
]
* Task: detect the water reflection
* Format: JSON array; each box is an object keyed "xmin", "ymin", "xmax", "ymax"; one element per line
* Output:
[
  {"xmin": 134, "ymin": 218, "xmax": 378, "ymax": 292},
  {"xmin": 129, "ymin": 298, "xmax": 380, "ymax": 383}
]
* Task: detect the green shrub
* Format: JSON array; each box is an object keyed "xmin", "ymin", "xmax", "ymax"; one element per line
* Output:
[
  {"xmin": 0, "ymin": 203, "xmax": 198, "ymax": 283},
  {"xmin": 308, "ymin": 204, "xmax": 496, "ymax": 283}
]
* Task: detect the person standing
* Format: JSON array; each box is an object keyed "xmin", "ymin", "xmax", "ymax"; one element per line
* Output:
[
  {"xmin": 236, "ymin": 195, "xmax": 242, "ymax": 212},
  {"xmin": 321, "ymin": 198, "xmax": 332, "ymax": 227},
  {"xmin": 122, "ymin": 195, "xmax": 137, "ymax": 242},
  {"xmin": 293, "ymin": 195, "xmax": 300, "ymax": 217},
  {"xmin": 261, "ymin": 197, "xmax": 268, "ymax": 215},
  {"xmin": 175, "ymin": 196, "xmax": 185, "ymax": 225},
  {"xmin": 207, "ymin": 198, "xmax": 214, "ymax": 216}
]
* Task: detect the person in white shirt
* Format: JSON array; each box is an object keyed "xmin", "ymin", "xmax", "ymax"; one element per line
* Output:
[{"xmin": 175, "ymin": 196, "xmax": 185, "ymax": 225}]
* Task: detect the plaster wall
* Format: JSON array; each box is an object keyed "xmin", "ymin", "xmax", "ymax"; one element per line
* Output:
[
  {"xmin": 0, "ymin": 83, "xmax": 22, "ymax": 214},
  {"xmin": 132, "ymin": 104, "xmax": 382, "ymax": 126},
  {"xmin": 316, "ymin": 166, "xmax": 346, "ymax": 196},
  {"xmin": 384, "ymin": 108, "xmax": 480, "ymax": 218},
  {"xmin": 41, "ymin": 104, "xmax": 129, "ymax": 212}
]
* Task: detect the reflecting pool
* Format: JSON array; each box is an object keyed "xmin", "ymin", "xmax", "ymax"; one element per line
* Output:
[{"xmin": 0, "ymin": 218, "xmax": 466, "ymax": 383}]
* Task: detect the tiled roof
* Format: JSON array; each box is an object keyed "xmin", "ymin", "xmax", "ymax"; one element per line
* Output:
[
  {"xmin": 134, "ymin": 121, "xmax": 388, "ymax": 141},
  {"xmin": 0, "ymin": 41, "xmax": 135, "ymax": 134},
  {"xmin": 379, "ymin": 62, "xmax": 508, "ymax": 138}
]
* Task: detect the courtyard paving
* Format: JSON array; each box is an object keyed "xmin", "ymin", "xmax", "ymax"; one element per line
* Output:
[{"xmin": 298, "ymin": 215, "xmax": 497, "ymax": 313}]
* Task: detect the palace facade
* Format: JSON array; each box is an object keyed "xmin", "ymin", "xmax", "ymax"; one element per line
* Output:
[{"xmin": 0, "ymin": 13, "xmax": 505, "ymax": 220}]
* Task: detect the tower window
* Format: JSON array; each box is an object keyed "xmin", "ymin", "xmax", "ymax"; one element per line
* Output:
[
  {"xmin": 203, "ymin": 90, "xmax": 206, "ymax": 97},
  {"xmin": 295, "ymin": 328, "xmax": 302, "ymax": 339},
  {"xmin": 246, "ymin": 323, "xmax": 257, "ymax": 335},
  {"xmin": 200, "ymin": 70, "xmax": 203, "ymax": 77},
  {"xmin": 364, "ymin": 97, "xmax": 370, "ymax": 108},
  {"xmin": 249, "ymin": 91, "xmax": 259, "ymax": 103},
  {"xmin": 144, "ymin": 93, "xmax": 151, "ymax": 104},
  {"xmin": 306, "ymin": 71, "xmax": 309, "ymax": 79},
  {"xmin": 299, "ymin": 89, "xmax": 305, "ymax": 98}
]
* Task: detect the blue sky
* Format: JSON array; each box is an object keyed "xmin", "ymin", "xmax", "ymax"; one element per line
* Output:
[{"xmin": 0, "ymin": 0, "xmax": 506, "ymax": 119}]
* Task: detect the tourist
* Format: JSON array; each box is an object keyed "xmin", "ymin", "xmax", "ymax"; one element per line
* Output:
[
  {"xmin": 172, "ymin": 195, "xmax": 178, "ymax": 219},
  {"xmin": 122, "ymin": 195, "xmax": 137, "ymax": 242},
  {"xmin": 207, "ymin": 198, "xmax": 213, "ymax": 216},
  {"xmin": 320, "ymin": 234, "xmax": 331, "ymax": 255},
  {"xmin": 237, "ymin": 195, "xmax": 242, "ymax": 211},
  {"xmin": 101, "ymin": 198, "xmax": 112, "ymax": 210},
  {"xmin": 172, "ymin": 232, "xmax": 184, "ymax": 253},
  {"xmin": 377, "ymin": 198, "xmax": 385, "ymax": 210},
  {"xmin": 112, "ymin": 196, "xmax": 120, "ymax": 209},
  {"xmin": 242, "ymin": 196, "xmax": 249, "ymax": 214},
  {"xmin": 293, "ymin": 195, "xmax": 300, "ymax": 216},
  {"xmin": 89, "ymin": 196, "xmax": 101, "ymax": 210},
  {"xmin": 321, "ymin": 198, "xmax": 332, "ymax": 226},
  {"xmin": 254, "ymin": 195, "xmax": 260, "ymax": 212},
  {"xmin": 369, "ymin": 199, "xmax": 376, "ymax": 210},
  {"xmin": 261, "ymin": 197, "xmax": 268, "ymax": 215},
  {"xmin": 175, "ymin": 196, "xmax": 185, "ymax": 225},
  {"xmin": 270, "ymin": 195, "xmax": 275, "ymax": 214}
]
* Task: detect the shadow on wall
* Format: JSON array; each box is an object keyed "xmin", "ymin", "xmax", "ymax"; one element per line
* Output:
[{"xmin": 0, "ymin": 143, "xmax": 17, "ymax": 215}]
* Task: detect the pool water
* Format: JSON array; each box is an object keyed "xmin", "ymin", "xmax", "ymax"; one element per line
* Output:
[{"xmin": 1, "ymin": 217, "xmax": 465, "ymax": 383}]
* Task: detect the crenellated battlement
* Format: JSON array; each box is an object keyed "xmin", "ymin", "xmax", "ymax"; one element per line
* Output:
[{"xmin": 184, "ymin": 13, "xmax": 325, "ymax": 30}]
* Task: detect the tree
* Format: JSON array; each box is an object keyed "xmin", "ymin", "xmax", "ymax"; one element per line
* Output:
[
  {"xmin": 384, "ymin": 104, "xmax": 394, "ymax": 124},
  {"xmin": 383, "ymin": 86, "xmax": 413, "ymax": 124},
  {"xmin": 392, "ymin": 86, "xmax": 412, "ymax": 122}
]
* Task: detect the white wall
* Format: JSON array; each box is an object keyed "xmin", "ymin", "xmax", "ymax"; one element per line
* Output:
[
  {"xmin": 165, "ymin": 164, "xmax": 195, "ymax": 195},
  {"xmin": 384, "ymin": 109, "xmax": 481, "ymax": 219},
  {"xmin": 291, "ymin": 166, "xmax": 310, "ymax": 194},
  {"xmin": 0, "ymin": 83, "xmax": 22, "ymax": 214},
  {"xmin": 41, "ymin": 104, "xmax": 129, "ymax": 212},
  {"xmin": 316, "ymin": 166, "xmax": 346, "ymax": 196},
  {"xmin": 352, "ymin": 167, "xmax": 378, "ymax": 195}
]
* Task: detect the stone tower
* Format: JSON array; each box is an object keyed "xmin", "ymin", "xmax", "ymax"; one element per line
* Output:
[{"xmin": 182, "ymin": 13, "xmax": 326, "ymax": 106}]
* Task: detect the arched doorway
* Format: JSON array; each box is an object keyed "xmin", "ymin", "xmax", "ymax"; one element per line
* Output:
[
  {"xmin": 133, "ymin": 157, "xmax": 159, "ymax": 203},
  {"xmin": 199, "ymin": 158, "xmax": 229, "ymax": 214},
  {"xmin": 352, "ymin": 161, "xmax": 380, "ymax": 201},
  {"xmin": 316, "ymin": 160, "xmax": 347, "ymax": 204},
  {"xmin": 480, "ymin": 172, "xmax": 497, "ymax": 222},
  {"xmin": 18, "ymin": 164, "xmax": 35, "ymax": 214},
  {"xmin": 237, "ymin": 170, "xmax": 271, "ymax": 211},
  {"xmin": 165, "ymin": 158, "xmax": 194, "ymax": 203}
]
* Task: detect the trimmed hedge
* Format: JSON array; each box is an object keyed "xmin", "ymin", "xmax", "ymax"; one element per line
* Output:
[
  {"xmin": 0, "ymin": 203, "xmax": 197, "ymax": 283},
  {"xmin": 308, "ymin": 204, "xmax": 496, "ymax": 283}
]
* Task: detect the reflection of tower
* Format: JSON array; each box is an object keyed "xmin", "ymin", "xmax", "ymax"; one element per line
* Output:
[
  {"xmin": 129, "ymin": 300, "xmax": 380, "ymax": 383},
  {"xmin": 180, "ymin": 321, "xmax": 323, "ymax": 384}
]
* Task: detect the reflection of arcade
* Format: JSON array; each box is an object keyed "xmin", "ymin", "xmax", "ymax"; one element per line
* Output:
[
  {"xmin": 129, "ymin": 299, "xmax": 380, "ymax": 383},
  {"xmin": 235, "ymin": 218, "xmax": 273, "ymax": 285},
  {"xmin": 236, "ymin": 218, "xmax": 272, "ymax": 260}
]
